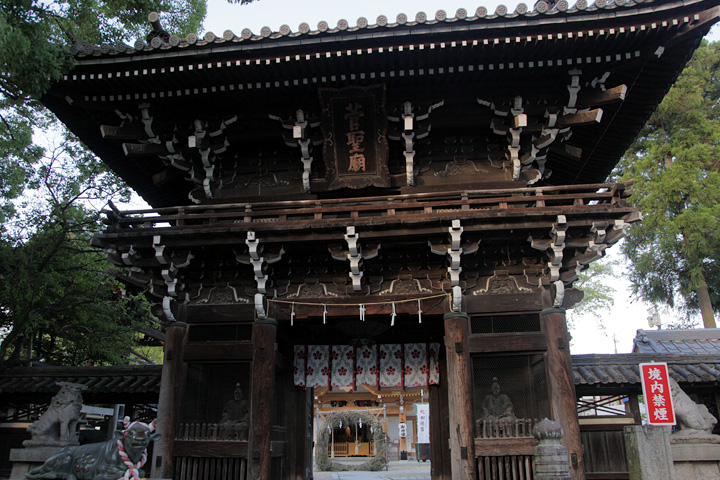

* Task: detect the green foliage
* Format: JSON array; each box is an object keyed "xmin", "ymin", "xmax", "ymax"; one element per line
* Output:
[
  {"xmin": 0, "ymin": 0, "xmax": 209, "ymax": 368},
  {"xmin": 0, "ymin": 132, "xmax": 158, "ymax": 367},
  {"xmin": 567, "ymin": 256, "xmax": 617, "ymax": 332},
  {"xmin": 617, "ymin": 40, "xmax": 720, "ymax": 318}
]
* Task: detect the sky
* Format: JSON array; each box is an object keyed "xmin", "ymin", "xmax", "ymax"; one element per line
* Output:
[
  {"xmin": 193, "ymin": 0, "xmax": 711, "ymax": 354},
  {"xmin": 201, "ymin": 0, "xmax": 720, "ymax": 42}
]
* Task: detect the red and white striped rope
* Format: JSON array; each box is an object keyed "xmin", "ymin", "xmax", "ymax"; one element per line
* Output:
[{"xmin": 116, "ymin": 418, "xmax": 156, "ymax": 480}]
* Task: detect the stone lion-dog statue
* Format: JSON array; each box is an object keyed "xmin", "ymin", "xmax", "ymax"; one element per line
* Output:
[
  {"xmin": 24, "ymin": 382, "xmax": 88, "ymax": 448},
  {"xmin": 669, "ymin": 376, "xmax": 720, "ymax": 443}
]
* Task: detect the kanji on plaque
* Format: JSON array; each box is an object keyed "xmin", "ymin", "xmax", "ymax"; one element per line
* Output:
[
  {"xmin": 319, "ymin": 85, "xmax": 390, "ymax": 190},
  {"xmin": 639, "ymin": 362, "xmax": 676, "ymax": 425}
]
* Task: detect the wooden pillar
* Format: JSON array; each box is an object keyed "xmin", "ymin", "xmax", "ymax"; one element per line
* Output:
[
  {"xmin": 429, "ymin": 354, "xmax": 452, "ymax": 479},
  {"xmin": 249, "ymin": 318, "xmax": 277, "ymax": 480},
  {"xmin": 151, "ymin": 321, "xmax": 187, "ymax": 479},
  {"xmin": 291, "ymin": 377, "xmax": 313, "ymax": 479},
  {"xmin": 443, "ymin": 312, "xmax": 476, "ymax": 480},
  {"xmin": 541, "ymin": 308, "xmax": 585, "ymax": 480}
]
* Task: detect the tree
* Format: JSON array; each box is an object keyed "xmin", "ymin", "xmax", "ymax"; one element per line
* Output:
[
  {"xmin": 617, "ymin": 40, "xmax": 720, "ymax": 327},
  {"xmin": 567, "ymin": 256, "xmax": 617, "ymax": 333},
  {"xmin": 0, "ymin": 129, "xmax": 160, "ymax": 366},
  {"xmin": 0, "ymin": 0, "xmax": 207, "ymax": 367}
]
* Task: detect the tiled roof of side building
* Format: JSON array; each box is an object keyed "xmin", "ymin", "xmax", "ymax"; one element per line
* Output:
[
  {"xmin": 633, "ymin": 328, "xmax": 720, "ymax": 354},
  {"xmin": 573, "ymin": 353, "xmax": 720, "ymax": 388}
]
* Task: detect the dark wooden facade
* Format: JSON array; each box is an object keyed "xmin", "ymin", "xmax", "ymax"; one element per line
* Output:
[{"xmin": 41, "ymin": 0, "xmax": 718, "ymax": 478}]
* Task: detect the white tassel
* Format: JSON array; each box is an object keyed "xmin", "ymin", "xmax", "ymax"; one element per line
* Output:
[
  {"xmin": 391, "ymin": 303, "xmax": 396, "ymax": 326},
  {"xmin": 339, "ymin": 420, "xmax": 343, "ymax": 428},
  {"xmin": 323, "ymin": 304, "xmax": 327, "ymax": 324},
  {"xmin": 359, "ymin": 418, "xmax": 363, "ymax": 429},
  {"xmin": 291, "ymin": 303, "xmax": 295, "ymax": 326},
  {"xmin": 418, "ymin": 299, "xmax": 422, "ymax": 323},
  {"xmin": 359, "ymin": 304, "xmax": 366, "ymax": 321}
]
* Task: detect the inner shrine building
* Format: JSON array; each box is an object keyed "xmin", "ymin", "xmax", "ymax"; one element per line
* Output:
[{"xmin": 41, "ymin": 0, "xmax": 719, "ymax": 478}]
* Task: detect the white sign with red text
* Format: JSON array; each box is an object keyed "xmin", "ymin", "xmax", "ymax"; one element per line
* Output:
[{"xmin": 639, "ymin": 362, "xmax": 676, "ymax": 425}]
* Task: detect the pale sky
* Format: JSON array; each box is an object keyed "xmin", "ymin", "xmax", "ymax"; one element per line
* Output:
[{"xmin": 196, "ymin": 0, "xmax": 709, "ymax": 354}]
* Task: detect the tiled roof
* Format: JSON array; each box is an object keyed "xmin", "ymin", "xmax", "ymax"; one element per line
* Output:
[
  {"xmin": 0, "ymin": 365, "xmax": 162, "ymax": 398},
  {"xmin": 70, "ymin": 0, "xmax": 703, "ymax": 57},
  {"xmin": 633, "ymin": 328, "xmax": 720, "ymax": 354},
  {"xmin": 572, "ymin": 353, "xmax": 720, "ymax": 387}
]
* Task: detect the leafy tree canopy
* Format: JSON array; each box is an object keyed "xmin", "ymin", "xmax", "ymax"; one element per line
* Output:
[
  {"xmin": 567, "ymin": 256, "xmax": 617, "ymax": 334},
  {"xmin": 617, "ymin": 40, "xmax": 720, "ymax": 327},
  {"xmin": 0, "ymin": 0, "xmax": 207, "ymax": 367}
]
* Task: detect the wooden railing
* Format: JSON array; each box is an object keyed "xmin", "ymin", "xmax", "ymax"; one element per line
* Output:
[
  {"xmin": 475, "ymin": 418, "xmax": 538, "ymax": 480},
  {"xmin": 477, "ymin": 455, "xmax": 534, "ymax": 480},
  {"xmin": 476, "ymin": 418, "xmax": 537, "ymax": 438},
  {"xmin": 102, "ymin": 183, "xmax": 631, "ymax": 233},
  {"xmin": 177, "ymin": 422, "xmax": 247, "ymax": 441},
  {"xmin": 174, "ymin": 456, "xmax": 247, "ymax": 480}
]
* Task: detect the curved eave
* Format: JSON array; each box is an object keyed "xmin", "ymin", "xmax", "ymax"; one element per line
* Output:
[{"xmin": 43, "ymin": 0, "xmax": 720, "ymax": 207}]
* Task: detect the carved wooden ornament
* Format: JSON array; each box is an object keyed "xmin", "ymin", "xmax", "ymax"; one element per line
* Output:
[{"xmin": 319, "ymin": 85, "xmax": 390, "ymax": 189}]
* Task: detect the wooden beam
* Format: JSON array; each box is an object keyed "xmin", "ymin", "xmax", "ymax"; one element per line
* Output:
[
  {"xmin": 550, "ymin": 143, "xmax": 583, "ymax": 160},
  {"xmin": 474, "ymin": 437, "xmax": 538, "ymax": 456},
  {"xmin": 576, "ymin": 85, "xmax": 627, "ymax": 108},
  {"xmin": 468, "ymin": 332, "xmax": 547, "ymax": 354},
  {"xmin": 184, "ymin": 304, "xmax": 256, "ymax": 323},
  {"xmin": 182, "ymin": 342, "xmax": 254, "ymax": 361},
  {"xmin": 100, "ymin": 124, "xmax": 148, "ymax": 140},
  {"xmin": 557, "ymin": 109, "xmax": 603, "ymax": 127},
  {"xmin": 122, "ymin": 142, "xmax": 168, "ymax": 156},
  {"xmin": 464, "ymin": 293, "xmax": 543, "ymax": 314}
]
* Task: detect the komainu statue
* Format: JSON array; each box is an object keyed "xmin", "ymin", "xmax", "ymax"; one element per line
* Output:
[
  {"xmin": 24, "ymin": 382, "xmax": 87, "ymax": 447},
  {"xmin": 669, "ymin": 376, "xmax": 720, "ymax": 444},
  {"xmin": 25, "ymin": 417, "xmax": 161, "ymax": 480}
]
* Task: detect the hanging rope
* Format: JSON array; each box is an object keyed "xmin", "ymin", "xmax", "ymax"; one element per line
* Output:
[
  {"xmin": 267, "ymin": 293, "xmax": 451, "ymax": 324},
  {"xmin": 116, "ymin": 417, "xmax": 155, "ymax": 480},
  {"xmin": 269, "ymin": 292, "xmax": 449, "ymax": 308}
]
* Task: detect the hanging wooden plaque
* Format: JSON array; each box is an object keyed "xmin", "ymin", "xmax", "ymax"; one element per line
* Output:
[{"xmin": 319, "ymin": 85, "xmax": 390, "ymax": 189}]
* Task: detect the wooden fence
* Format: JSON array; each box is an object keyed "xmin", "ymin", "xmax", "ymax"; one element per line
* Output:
[{"xmin": 475, "ymin": 418, "xmax": 538, "ymax": 480}]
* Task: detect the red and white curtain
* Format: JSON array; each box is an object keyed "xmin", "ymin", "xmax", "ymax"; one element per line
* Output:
[{"xmin": 293, "ymin": 343, "xmax": 441, "ymax": 390}]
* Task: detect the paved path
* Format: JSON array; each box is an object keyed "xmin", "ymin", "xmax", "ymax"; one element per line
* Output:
[{"xmin": 313, "ymin": 459, "xmax": 431, "ymax": 480}]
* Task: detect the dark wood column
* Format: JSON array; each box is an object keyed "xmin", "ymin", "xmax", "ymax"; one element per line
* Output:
[
  {"xmin": 541, "ymin": 307, "xmax": 585, "ymax": 480},
  {"xmin": 443, "ymin": 312, "xmax": 476, "ymax": 480},
  {"xmin": 151, "ymin": 320, "xmax": 187, "ymax": 479},
  {"xmin": 429, "ymin": 354, "xmax": 452, "ymax": 480},
  {"xmin": 249, "ymin": 318, "xmax": 277, "ymax": 480}
]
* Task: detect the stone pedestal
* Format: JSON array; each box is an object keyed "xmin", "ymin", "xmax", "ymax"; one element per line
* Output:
[
  {"xmin": 9, "ymin": 446, "xmax": 62, "ymax": 478},
  {"xmin": 623, "ymin": 425, "xmax": 674, "ymax": 480},
  {"xmin": 672, "ymin": 443, "xmax": 720, "ymax": 479},
  {"xmin": 533, "ymin": 418, "xmax": 572, "ymax": 480}
]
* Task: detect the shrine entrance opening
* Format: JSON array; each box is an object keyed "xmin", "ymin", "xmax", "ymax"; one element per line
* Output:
[{"xmin": 280, "ymin": 311, "xmax": 447, "ymax": 470}]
